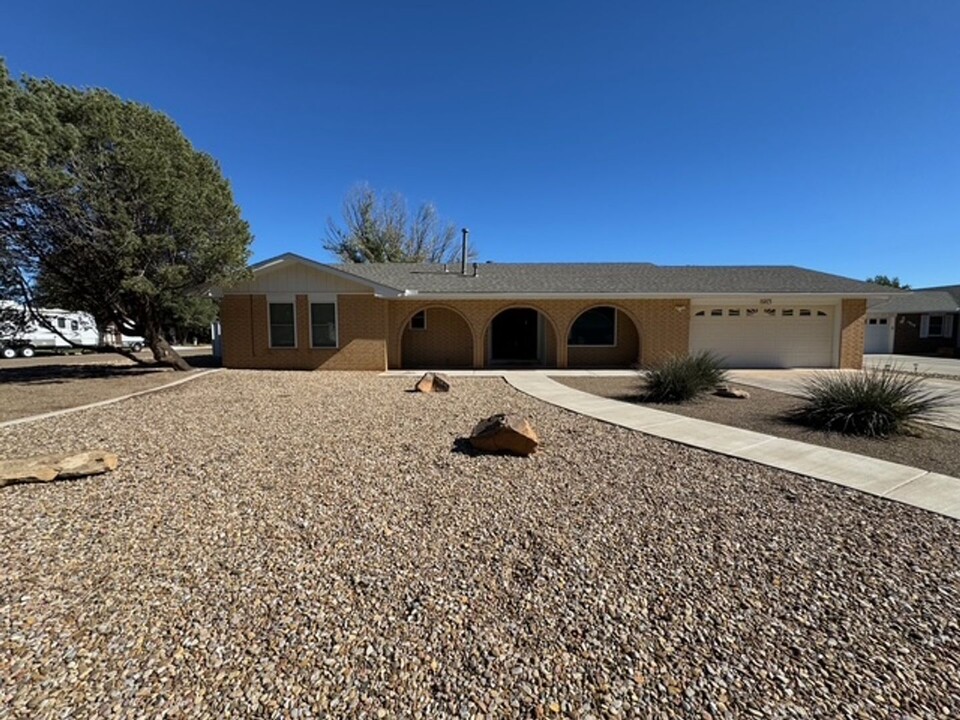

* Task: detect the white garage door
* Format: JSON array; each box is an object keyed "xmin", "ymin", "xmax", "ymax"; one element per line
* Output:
[
  {"xmin": 690, "ymin": 305, "xmax": 835, "ymax": 368},
  {"xmin": 864, "ymin": 316, "xmax": 894, "ymax": 354}
]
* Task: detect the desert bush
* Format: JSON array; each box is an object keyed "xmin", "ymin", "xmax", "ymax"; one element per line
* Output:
[
  {"xmin": 641, "ymin": 351, "xmax": 728, "ymax": 403},
  {"xmin": 787, "ymin": 367, "xmax": 949, "ymax": 437}
]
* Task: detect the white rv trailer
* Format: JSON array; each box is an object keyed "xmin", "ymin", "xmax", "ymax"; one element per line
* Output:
[{"xmin": 0, "ymin": 303, "xmax": 101, "ymax": 359}]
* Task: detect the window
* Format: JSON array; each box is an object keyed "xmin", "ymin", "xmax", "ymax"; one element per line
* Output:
[
  {"xmin": 782, "ymin": 309, "xmax": 794, "ymax": 317},
  {"xmin": 70, "ymin": 320, "xmax": 79, "ymax": 331},
  {"xmin": 746, "ymin": 308, "xmax": 758, "ymax": 317},
  {"xmin": 710, "ymin": 308, "xmax": 723, "ymax": 317},
  {"xmin": 568, "ymin": 307, "xmax": 616, "ymax": 346},
  {"xmin": 763, "ymin": 308, "xmax": 776, "ymax": 317},
  {"xmin": 799, "ymin": 309, "xmax": 811, "ymax": 317},
  {"xmin": 922, "ymin": 314, "xmax": 954, "ymax": 338},
  {"xmin": 310, "ymin": 303, "xmax": 337, "ymax": 348},
  {"xmin": 879, "ymin": 318, "xmax": 887, "ymax": 325},
  {"xmin": 57, "ymin": 318, "xmax": 66, "ymax": 329},
  {"xmin": 929, "ymin": 315, "xmax": 944, "ymax": 336},
  {"xmin": 694, "ymin": 310, "xmax": 705, "ymax": 317},
  {"xmin": 728, "ymin": 309, "xmax": 740, "ymax": 317},
  {"xmin": 268, "ymin": 302, "xmax": 296, "ymax": 348},
  {"xmin": 410, "ymin": 310, "xmax": 426, "ymax": 330},
  {"xmin": 817, "ymin": 310, "xmax": 828, "ymax": 317}
]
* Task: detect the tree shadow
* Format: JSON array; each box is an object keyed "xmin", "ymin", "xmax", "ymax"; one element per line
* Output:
[
  {"xmin": 184, "ymin": 353, "xmax": 218, "ymax": 369},
  {"xmin": 0, "ymin": 364, "xmax": 170, "ymax": 385}
]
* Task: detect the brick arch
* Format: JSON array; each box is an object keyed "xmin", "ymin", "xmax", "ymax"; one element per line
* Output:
[
  {"xmin": 397, "ymin": 304, "xmax": 476, "ymax": 369},
  {"xmin": 483, "ymin": 305, "xmax": 560, "ymax": 368},
  {"xmin": 564, "ymin": 303, "xmax": 643, "ymax": 368}
]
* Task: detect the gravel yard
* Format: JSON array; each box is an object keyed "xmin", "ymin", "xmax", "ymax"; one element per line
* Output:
[
  {"xmin": 1, "ymin": 371, "xmax": 959, "ymax": 718},
  {"xmin": 555, "ymin": 376, "xmax": 960, "ymax": 478},
  {"xmin": 0, "ymin": 363, "xmax": 191, "ymax": 423}
]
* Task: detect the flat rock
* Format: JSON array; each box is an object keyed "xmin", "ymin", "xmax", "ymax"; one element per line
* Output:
[
  {"xmin": 714, "ymin": 385, "xmax": 751, "ymax": 399},
  {"xmin": 469, "ymin": 413, "xmax": 539, "ymax": 456},
  {"xmin": 0, "ymin": 450, "xmax": 119, "ymax": 487}
]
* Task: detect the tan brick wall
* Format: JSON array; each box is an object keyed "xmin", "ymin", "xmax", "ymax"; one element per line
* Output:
[
  {"xmin": 221, "ymin": 293, "xmax": 386, "ymax": 370},
  {"xmin": 223, "ymin": 293, "xmax": 867, "ymax": 370},
  {"xmin": 400, "ymin": 307, "xmax": 474, "ymax": 368},
  {"xmin": 387, "ymin": 298, "xmax": 689, "ymax": 369},
  {"xmin": 840, "ymin": 298, "xmax": 866, "ymax": 369},
  {"xmin": 567, "ymin": 309, "xmax": 641, "ymax": 368}
]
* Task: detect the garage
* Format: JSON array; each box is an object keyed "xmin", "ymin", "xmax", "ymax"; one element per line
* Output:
[
  {"xmin": 690, "ymin": 305, "xmax": 835, "ymax": 368},
  {"xmin": 864, "ymin": 315, "xmax": 894, "ymax": 354}
]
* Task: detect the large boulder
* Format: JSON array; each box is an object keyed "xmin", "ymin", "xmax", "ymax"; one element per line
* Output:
[
  {"xmin": 415, "ymin": 372, "xmax": 451, "ymax": 393},
  {"xmin": 469, "ymin": 414, "xmax": 539, "ymax": 456}
]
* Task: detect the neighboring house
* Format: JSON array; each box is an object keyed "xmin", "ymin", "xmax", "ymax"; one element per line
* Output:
[
  {"xmin": 866, "ymin": 285, "xmax": 960, "ymax": 356},
  {"xmin": 214, "ymin": 254, "xmax": 894, "ymax": 371}
]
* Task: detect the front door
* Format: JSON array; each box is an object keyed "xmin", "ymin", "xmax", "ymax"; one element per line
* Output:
[{"xmin": 490, "ymin": 308, "xmax": 540, "ymax": 364}]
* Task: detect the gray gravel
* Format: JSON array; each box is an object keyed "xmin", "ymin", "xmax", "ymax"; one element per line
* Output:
[{"xmin": 1, "ymin": 370, "xmax": 959, "ymax": 718}]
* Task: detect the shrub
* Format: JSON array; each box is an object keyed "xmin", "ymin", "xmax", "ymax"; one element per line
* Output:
[
  {"xmin": 640, "ymin": 351, "xmax": 728, "ymax": 403},
  {"xmin": 787, "ymin": 367, "xmax": 950, "ymax": 437}
]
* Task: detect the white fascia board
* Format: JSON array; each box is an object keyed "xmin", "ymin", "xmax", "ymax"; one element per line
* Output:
[
  {"xmin": 389, "ymin": 292, "xmax": 888, "ymax": 302},
  {"xmin": 688, "ymin": 294, "xmax": 865, "ymax": 306}
]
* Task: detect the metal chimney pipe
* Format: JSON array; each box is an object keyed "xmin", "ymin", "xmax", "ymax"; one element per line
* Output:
[{"xmin": 461, "ymin": 228, "xmax": 469, "ymax": 275}]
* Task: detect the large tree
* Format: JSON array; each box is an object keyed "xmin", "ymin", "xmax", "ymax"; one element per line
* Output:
[
  {"xmin": 867, "ymin": 274, "xmax": 911, "ymax": 289},
  {"xmin": 0, "ymin": 59, "xmax": 252, "ymax": 369},
  {"xmin": 324, "ymin": 184, "xmax": 475, "ymax": 263}
]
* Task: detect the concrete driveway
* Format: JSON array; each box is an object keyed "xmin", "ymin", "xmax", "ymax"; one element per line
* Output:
[
  {"xmin": 864, "ymin": 353, "xmax": 960, "ymax": 378},
  {"xmin": 728, "ymin": 367, "xmax": 960, "ymax": 433}
]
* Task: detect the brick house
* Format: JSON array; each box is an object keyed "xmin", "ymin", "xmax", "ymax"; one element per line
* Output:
[
  {"xmin": 866, "ymin": 285, "xmax": 960, "ymax": 357},
  {"xmin": 215, "ymin": 253, "xmax": 893, "ymax": 371}
]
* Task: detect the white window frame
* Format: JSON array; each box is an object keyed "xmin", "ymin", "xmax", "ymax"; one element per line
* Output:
[
  {"xmin": 568, "ymin": 307, "xmax": 618, "ymax": 348},
  {"xmin": 921, "ymin": 313, "xmax": 953, "ymax": 338},
  {"xmin": 309, "ymin": 293, "xmax": 339, "ymax": 349},
  {"xmin": 267, "ymin": 295, "xmax": 297, "ymax": 349},
  {"xmin": 410, "ymin": 310, "xmax": 427, "ymax": 331}
]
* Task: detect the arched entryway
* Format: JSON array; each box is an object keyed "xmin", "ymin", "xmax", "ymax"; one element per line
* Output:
[
  {"xmin": 566, "ymin": 306, "xmax": 641, "ymax": 368},
  {"xmin": 401, "ymin": 306, "xmax": 474, "ymax": 368},
  {"xmin": 485, "ymin": 307, "xmax": 558, "ymax": 367}
]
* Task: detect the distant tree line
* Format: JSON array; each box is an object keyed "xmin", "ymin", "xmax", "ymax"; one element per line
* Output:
[{"xmin": 867, "ymin": 274, "xmax": 910, "ymax": 289}]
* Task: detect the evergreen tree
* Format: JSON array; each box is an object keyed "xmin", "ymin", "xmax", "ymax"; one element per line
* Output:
[{"xmin": 0, "ymin": 59, "xmax": 252, "ymax": 369}]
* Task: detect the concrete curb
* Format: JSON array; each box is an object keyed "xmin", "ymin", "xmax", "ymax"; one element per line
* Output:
[
  {"xmin": 503, "ymin": 372, "xmax": 960, "ymax": 521},
  {"xmin": 0, "ymin": 368, "xmax": 224, "ymax": 429}
]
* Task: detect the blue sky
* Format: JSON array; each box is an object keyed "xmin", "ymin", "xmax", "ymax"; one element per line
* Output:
[{"xmin": 3, "ymin": 1, "xmax": 958, "ymax": 285}]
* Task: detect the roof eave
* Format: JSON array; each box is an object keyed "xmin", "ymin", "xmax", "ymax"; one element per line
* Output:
[{"xmin": 391, "ymin": 291, "xmax": 892, "ymax": 301}]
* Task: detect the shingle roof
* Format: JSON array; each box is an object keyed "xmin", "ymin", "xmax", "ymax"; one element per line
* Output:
[
  {"xmin": 918, "ymin": 284, "xmax": 960, "ymax": 305},
  {"xmin": 868, "ymin": 290, "xmax": 960, "ymax": 315},
  {"xmin": 334, "ymin": 261, "xmax": 894, "ymax": 296}
]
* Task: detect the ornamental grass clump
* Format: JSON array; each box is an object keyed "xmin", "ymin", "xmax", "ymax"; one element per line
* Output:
[
  {"xmin": 787, "ymin": 367, "xmax": 950, "ymax": 437},
  {"xmin": 641, "ymin": 351, "xmax": 728, "ymax": 403}
]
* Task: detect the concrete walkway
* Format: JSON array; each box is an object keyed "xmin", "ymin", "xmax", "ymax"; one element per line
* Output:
[{"xmin": 384, "ymin": 370, "xmax": 960, "ymax": 520}]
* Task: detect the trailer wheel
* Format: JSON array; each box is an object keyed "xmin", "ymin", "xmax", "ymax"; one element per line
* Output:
[
  {"xmin": 18, "ymin": 345, "xmax": 36, "ymax": 358},
  {"xmin": 1, "ymin": 346, "xmax": 17, "ymax": 360},
  {"xmin": 130, "ymin": 342, "xmax": 143, "ymax": 352}
]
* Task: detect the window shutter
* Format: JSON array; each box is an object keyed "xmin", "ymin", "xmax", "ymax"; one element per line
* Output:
[
  {"xmin": 920, "ymin": 315, "xmax": 930, "ymax": 338},
  {"xmin": 945, "ymin": 315, "xmax": 955, "ymax": 338}
]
